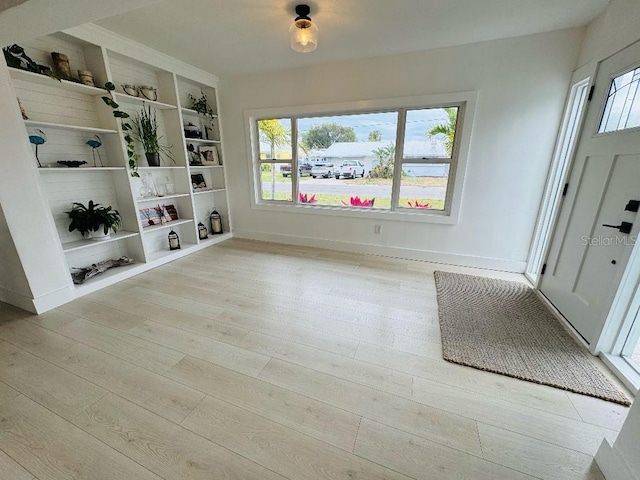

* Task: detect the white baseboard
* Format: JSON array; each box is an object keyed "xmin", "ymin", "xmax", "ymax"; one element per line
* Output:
[
  {"xmin": 32, "ymin": 286, "xmax": 75, "ymax": 313},
  {"xmin": 233, "ymin": 230, "xmax": 527, "ymax": 272},
  {"xmin": 0, "ymin": 285, "xmax": 75, "ymax": 314},
  {"xmin": 0, "ymin": 288, "xmax": 38, "ymax": 313},
  {"xmin": 595, "ymin": 439, "xmax": 639, "ymax": 480}
]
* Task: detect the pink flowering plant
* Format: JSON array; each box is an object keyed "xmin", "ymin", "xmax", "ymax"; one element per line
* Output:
[
  {"xmin": 407, "ymin": 200, "xmax": 432, "ymax": 209},
  {"xmin": 298, "ymin": 193, "xmax": 317, "ymax": 203},
  {"xmin": 342, "ymin": 196, "xmax": 375, "ymax": 207}
]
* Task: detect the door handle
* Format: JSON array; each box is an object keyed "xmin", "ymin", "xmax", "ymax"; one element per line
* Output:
[{"xmin": 602, "ymin": 221, "xmax": 633, "ymax": 234}]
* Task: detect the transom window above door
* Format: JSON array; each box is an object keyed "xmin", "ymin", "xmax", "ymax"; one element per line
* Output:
[{"xmin": 599, "ymin": 66, "xmax": 640, "ymax": 134}]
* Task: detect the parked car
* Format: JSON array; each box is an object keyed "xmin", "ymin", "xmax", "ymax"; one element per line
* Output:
[
  {"xmin": 335, "ymin": 161, "xmax": 366, "ymax": 179},
  {"xmin": 311, "ymin": 162, "xmax": 335, "ymax": 178},
  {"xmin": 281, "ymin": 161, "xmax": 312, "ymax": 177}
]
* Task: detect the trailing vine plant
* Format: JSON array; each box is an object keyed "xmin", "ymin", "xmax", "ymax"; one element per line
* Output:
[
  {"xmin": 101, "ymin": 82, "xmax": 140, "ymax": 177},
  {"xmin": 188, "ymin": 91, "xmax": 215, "ymax": 119}
]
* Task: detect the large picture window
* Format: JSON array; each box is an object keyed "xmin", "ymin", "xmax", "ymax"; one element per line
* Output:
[{"xmin": 249, "ymin": 93, "xmax": 475, "ymax": 222}]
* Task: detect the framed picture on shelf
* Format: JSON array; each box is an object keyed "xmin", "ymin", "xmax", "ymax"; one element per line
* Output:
[
  {"xmin": 191, "ymin": 173, "xmax": 207, "ymax": 191},
  {"xmin": 187, "ymin": 143, "xmax": 202, "ymax": 166},
  {"xmin": 199, "ymin": 145, "xmax": 220, "ymax": 165}
]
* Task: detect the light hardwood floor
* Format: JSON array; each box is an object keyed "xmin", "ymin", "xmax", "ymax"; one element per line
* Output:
[{"xmin": 0, "ymin": 238, "xmax": 633, "ymax": 480}]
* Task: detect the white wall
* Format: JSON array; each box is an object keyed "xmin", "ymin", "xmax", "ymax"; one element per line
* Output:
[{"xmin": 220, "ymin": 28, "xmax": 584, "ymax": 271}]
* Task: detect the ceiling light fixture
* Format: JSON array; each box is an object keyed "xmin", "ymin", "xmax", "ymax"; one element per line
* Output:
[{"xmin": 289, "ymin": 4, "xmax": 318, "ymax": 53}]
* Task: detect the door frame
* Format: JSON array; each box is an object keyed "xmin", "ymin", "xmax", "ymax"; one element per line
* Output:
[{"xmin": 525, "ymin": 62, "xmax": 596, "ymax": 285}]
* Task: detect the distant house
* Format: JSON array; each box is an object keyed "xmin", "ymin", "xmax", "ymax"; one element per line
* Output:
[
  {"xmin": 322, "ymin": 140, "xmax": 449, "ymax": 176},
  {"xmin": 259, "ymin": 141, "xmax": 293, "ymax": 161}
]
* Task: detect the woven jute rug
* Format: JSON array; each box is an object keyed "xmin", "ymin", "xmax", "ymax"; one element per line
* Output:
[{"xmin": 434, "ymin": 271, "xmax": 631, "ymax": 406}]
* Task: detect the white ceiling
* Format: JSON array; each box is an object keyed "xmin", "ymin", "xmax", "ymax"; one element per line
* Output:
[
  {"xmin": 96, "ymin": 0, "xmax": 608, "ymax": 76},
  {"xmin": 0, "ymin": 0, "xmax": 161, "ymax": 46}
]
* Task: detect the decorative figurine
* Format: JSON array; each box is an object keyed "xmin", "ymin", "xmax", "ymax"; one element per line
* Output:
[
  {"xmin": 86, "ymin": 135, "xmax": 103, "ymax": 167},
  {"xmin": 28, "ymin": 129, "xmax": 46, "ymax": 167}
]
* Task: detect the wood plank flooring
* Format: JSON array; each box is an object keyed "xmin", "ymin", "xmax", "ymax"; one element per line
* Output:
[{"xmin": 0, "ymin": 238, "xmax": 633, "ymax": 480}]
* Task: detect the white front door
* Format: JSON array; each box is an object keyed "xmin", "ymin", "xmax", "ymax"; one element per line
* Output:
[{"xmin": 540, "ymin": 42, "xmax": 640, "ymax": 346}]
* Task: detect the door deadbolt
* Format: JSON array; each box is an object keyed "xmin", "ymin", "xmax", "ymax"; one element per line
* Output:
[{"xmin": 625, "ymin": 200, "xmax": 640, "ymax": 213}]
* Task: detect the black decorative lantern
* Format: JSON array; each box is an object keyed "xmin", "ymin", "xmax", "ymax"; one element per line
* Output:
[
  {"xmin": 197, "ymin": 222, "xmax": 209, "ymax": 240},
  {"xmin": 210, "ymin": 209, "xmax": 223, "ymax": 234},
  {"xmin": 168, "ymin": 229, "xmax": 181, "ymax": 250}
]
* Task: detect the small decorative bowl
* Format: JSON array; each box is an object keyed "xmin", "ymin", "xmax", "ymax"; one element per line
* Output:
[
  {"xmin": 57, "ymin": 160, "xmax": 87, "ymax": 168},
  {"xmin": 139, "ymin": 85, "xmax": 158, "ymax": 101},
  {"xmin": 122, "ymin": 84, "xmax": 139, "ymax": 96}
]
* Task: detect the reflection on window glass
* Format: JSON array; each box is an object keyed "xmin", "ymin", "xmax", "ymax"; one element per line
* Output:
[
  {"xmin": 404, "ymin": 107, "xmax": 457, "ymax": 158},
  {"xmin": 296, "ymin": 112, "xmax": 398, "ymax": 209},
  {"xmin": 599, "ymin": 67, "xmax": 640, "ymax": 133},
  {"xmin": 258, "ymin": 119, "xmax": 292, "ymax": 160},
  {"xmin": 261, "ymin": 163, "xmax": 292, "ymax": 201},
  {"xmin": 398, "ymin": 163, "xmax": 449, "ymax": 211}
]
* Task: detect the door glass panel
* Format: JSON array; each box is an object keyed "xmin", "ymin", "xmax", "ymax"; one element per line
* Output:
[
  {"xmin": 630, "ymin": 340, "xmax": 640, "ymax": 371},
  {"xmin": 598, "ymin": 67, "xmax": 640, "ymax": 133}
]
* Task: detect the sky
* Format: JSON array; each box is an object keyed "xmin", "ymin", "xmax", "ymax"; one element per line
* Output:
[{"xmin": 296, "ymin": 108, "xmax": 451, "ymax": 143}]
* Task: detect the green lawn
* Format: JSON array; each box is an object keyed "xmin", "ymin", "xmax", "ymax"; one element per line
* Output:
[{"xmin": 261, "ymin": 191, "xmax": 444, "ymax": 210}]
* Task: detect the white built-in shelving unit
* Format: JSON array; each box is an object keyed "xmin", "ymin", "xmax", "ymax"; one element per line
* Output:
[{"xmin": 8, "ymin": 31, "xmax": 232, "ymax": 296}]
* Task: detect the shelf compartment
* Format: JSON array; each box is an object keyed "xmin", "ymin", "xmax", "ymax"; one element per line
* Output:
[
  {"xmin": 62, "ymin": 230, "xmax": 139, "ymax": 253},
  {"xmin": 9, "ymin": 67, "xmax": 108, "ymax": 96},
  {"xmin": 24, "ymin": 120, "xmax": 118, "ymax": 134},
  {"xmin": 184, "ymin": 138, "xmax": 221, "ymax": 145},
  {"xmin": 192, "ymin": 188, "xmax": 226, "ymax": 196},
  {"xmin": 113, "ymin": 93, "xmax": 177, "ymax": 110},
  {"xmin": 136, "ymin": 193, "xmax": 191, "ymax": 203},
  {"xmin": 73, "ymin": 263, "xmax": 141, "ymax": 295},
  {"xmin": 39, "ymin": 167, "xmax": 125, "ymax": 172},
  {"xmin": 181, "ymin": 107, "xmax": 217, "ymax": 119},
  {"xmin": 142, "ymin": 218, "xmax": 193, "ymax": 233}
]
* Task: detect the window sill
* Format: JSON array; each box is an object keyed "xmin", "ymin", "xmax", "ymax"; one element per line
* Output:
[{"xmin": 251, "ymin": 201, "xmax": 458, "ymax": 224}]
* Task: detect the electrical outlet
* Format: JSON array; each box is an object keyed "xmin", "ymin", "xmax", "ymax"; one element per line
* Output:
[{"xmin": 374, "ymin": 224, "xmax": 382, "ymax": 234}]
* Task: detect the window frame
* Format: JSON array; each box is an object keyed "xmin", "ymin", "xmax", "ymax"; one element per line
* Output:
[{"xmin": 246, "ymin": 92, "xmax": 477, "ymax": 224}]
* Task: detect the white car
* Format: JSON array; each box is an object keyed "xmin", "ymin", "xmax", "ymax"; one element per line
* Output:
[
  {"xmin": 335, "ymin": 161, "xmax": 366, "ymax": 179},
  {"xmin": 311, "ymin": 162, "xmax": 334, "ymax": 178}
]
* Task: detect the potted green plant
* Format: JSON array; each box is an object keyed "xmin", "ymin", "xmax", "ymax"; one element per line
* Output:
[
  {"xmin": 66, "ymin": 201, "xmax": 122, "ymax": 240},
  {"xmin": 132, "ymin": 105, "xmax": 174, "ymax": 167}
]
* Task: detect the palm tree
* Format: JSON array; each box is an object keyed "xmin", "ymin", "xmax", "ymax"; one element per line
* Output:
[
  {"xmin": 258, "ymin": 119, "xmax": 291, "ymax": 200},
  {"xmin": 371, "ymin": 143, "xmax": 395, "ymax": 179},
  {"xmin": 427, "ymin": 107, "xmax": 457, "ymax": 156}
]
